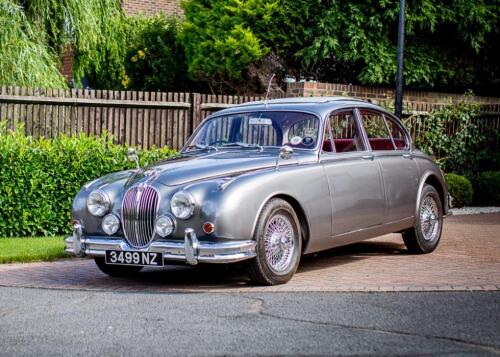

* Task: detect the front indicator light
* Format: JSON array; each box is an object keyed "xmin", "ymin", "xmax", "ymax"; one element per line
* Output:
[{"xmin": 203, "ymin": 222, "xmax": 215, "ymax": 234}]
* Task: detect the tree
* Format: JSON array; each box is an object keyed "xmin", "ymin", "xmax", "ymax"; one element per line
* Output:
[
  {"xmin": 296, "ymin": 0, "xmax": 500, "ymax": 93},
  {"xmin": 0, "ymin": 0, "xmax": 66, "ymax": 88},
  {"xmin": 0, "ymin": 0, "xmax": 126, "ymax": 88},
  {"xmin": 122, "ymin": 14, "xmax": 191, "ymax": 91},
  {"xmin": 22, "ymin": 0, "xmax": 126, "ymax": 87},
  {"xmin": 181, "ymin": 0, "xmax": 277, "ymax": 93},
  {"xmin": 182, "ymin": 0, "xmax": 500, "ymax": 94}
]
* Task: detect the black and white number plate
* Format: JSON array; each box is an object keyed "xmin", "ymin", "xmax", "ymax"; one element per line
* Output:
[{"xmin": 105, "ymin": 250, "xmax": 163, "ymax": 267}]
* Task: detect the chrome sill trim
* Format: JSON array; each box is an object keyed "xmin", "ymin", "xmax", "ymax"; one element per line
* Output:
[{"xmin": 65, "ymin": 234, "xmax": 256, "ymax": 264}]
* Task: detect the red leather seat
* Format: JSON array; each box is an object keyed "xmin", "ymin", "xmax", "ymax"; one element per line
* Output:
[
  {"xmin": 334, "ymin": 139, "xmax": 355, "ymax": 152},
  {"xmin": 323, "ymin": 139, "xmax": 334, "ymax": 152}
]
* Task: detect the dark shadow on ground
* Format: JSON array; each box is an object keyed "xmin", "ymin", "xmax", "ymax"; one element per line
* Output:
[{"xmin": 117, "ymin": 237, "xmax": 409, "ymax": 288}]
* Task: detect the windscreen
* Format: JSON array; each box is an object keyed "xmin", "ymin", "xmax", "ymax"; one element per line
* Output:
[{"xmin": 186, "ymin": 111, "xmax": 320, "ymax": 151}]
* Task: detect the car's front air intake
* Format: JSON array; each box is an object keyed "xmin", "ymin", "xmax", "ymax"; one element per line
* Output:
[{"xmin": 121, "ymin": 185, "xmax": 159, "ymax": 248}]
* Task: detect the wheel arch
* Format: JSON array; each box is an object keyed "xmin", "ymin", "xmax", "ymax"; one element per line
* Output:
[
  {"xmin": 254, "ymin": 193, "xmax": 311, "ymax": 253},
  {"xmin": 417, "ymin": 172, "xmax": 448, "ymax": 215}
]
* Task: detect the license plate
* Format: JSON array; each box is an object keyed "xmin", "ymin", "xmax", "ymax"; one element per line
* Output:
[{"xmin": 105, "ymin": 250, "xmax": 163, "ymax": 267}]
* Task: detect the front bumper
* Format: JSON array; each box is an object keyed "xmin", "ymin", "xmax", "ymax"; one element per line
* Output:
[{"xmin": 65, "ymin": 224, "xmax": 256, "ymax": 265}]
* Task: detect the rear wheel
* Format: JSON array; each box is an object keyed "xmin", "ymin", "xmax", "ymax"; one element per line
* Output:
[
  {"xmin": 94, "ymin": 257, "xmax": 143, "ymax": 277},
  {"xmin": 247, "ymin": 199, "xmax": 302, "ymax": 285},
  {"xmin": 402, "ymin": 184, "xmax": 443, "ymax": 254}
]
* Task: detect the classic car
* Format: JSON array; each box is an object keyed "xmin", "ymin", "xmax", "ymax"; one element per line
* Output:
[{"xmin": 65, "ymin": 97, "xmax": 449, "ymax": 285}]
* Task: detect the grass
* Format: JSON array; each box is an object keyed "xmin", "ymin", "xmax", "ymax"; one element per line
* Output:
[{"xmin": 0, "ymin": 236, "xmax": 67, "ymax": 264}]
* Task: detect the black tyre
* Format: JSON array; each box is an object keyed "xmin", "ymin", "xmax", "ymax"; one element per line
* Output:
[
  {"xmin": 94, "ymin": 257, "xmax": 143, "ymax": 277},
  {"xmin": 247, "ymin": 198, "xmax": 302, "ymax": 285},
  {"xmin": 402, "ymin": 184, "xmax": 443, "ymax": 254}
]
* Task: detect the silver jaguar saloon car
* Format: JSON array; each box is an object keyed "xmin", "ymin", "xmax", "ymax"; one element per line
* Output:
[{"xmin": 65, "ymin": 97, "xmax": 449, "ymax": 285}]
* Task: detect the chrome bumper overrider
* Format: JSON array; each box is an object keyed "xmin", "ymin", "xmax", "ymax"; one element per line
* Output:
[{"xmin": 65, "ymin": 224, "xmax": 256, "ymax": 265}]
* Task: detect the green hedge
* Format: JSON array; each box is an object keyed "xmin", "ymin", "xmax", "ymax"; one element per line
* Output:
[
  {"xmin": 0, "ymin": 123, "xmax": 177, "ymax": 237},
  {"xmin": 473, "ymin": 171, "xmax": 500, "ymax": 206},
  {"xmin": 445, "ymin": 173, "xmax": 473, "ymax": 208}
]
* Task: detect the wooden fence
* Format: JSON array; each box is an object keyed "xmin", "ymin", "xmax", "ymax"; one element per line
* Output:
[
  {"xmin": 0, "ymin": 86, "xmax": 262, "ymax": 150},
  {"xmin": 0, "ymin": 85, "xmax": 499, "ymax": 150}
]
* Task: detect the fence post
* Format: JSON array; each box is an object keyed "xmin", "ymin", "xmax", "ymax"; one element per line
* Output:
[{"xmin": 190, "ymin": 92, "xmax": 202, "ymax": 135}]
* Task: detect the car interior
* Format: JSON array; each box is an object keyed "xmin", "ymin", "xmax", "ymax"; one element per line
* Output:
[{"xmin": 322, "ymin": 109, "xmax": 407, "ymax": 153}]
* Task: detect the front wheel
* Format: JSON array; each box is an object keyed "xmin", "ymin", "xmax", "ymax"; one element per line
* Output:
[
  {"xmin": 402, "ymin": 184, "xmax": 443, "ymax": 254},
  {"xmin": 247, "ymin": 198, "xmax": 302, "ymax": 285},
  {"xmin": 94, "ymin": 257, "xmax": 143, "ymax": 277}
]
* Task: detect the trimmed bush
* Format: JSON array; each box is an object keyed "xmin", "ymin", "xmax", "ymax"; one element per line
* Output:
[
  {"xmin": 0, "ymin": 123, "xmax": 177, "ymax": 237},
  {"xmin": 445, "ymin": 173, "xmax": 473, "ymax": 208},
  {"xmin": 473, "ymin": 171, "xmax": 500, "ymax": 206}
]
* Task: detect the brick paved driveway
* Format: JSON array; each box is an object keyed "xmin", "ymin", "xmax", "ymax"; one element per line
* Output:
[{"xmin": 0, "ymin": 213, "xmax": 499, "ymax": 292}]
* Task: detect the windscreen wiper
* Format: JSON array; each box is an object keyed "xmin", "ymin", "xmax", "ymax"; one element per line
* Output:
[
  {"xmin": 222, "ymin": 142, "xmax": 263, "ymax": 151},
  {"xmin": 187, "ymin": 144, "xmax": 219, "ymax": 152}
]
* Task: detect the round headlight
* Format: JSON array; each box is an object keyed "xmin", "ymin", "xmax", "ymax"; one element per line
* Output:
[
  {"xmin": 170, "ymin": 191, "xmax": 195, "ymax": 219},
  {"xmin": 155, "ymin": 215, "xmax": 175, "ymax": 237},
  {"xmin": 102, "ymin": 214, "xmax": 120, "ymax": 235},
  {"xmin": 87, "ymin": 190, "xmax": 110, "ymax": 217}
]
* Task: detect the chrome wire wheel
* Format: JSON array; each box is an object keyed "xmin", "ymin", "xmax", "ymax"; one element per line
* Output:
[
  {"xmin": 263, "ymin": 214, "xmax": 295, "ymax": 272},
  {"xmin": 420, "ymin": 195, "xmax": 440, "ymax": 241}
]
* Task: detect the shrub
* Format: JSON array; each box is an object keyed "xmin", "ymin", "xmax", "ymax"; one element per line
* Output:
[
  {"xmin": 473, "ymin": 171, "xmax": 500, "ymax": 206},
  {"xmin": 0, "ymin": 122, "xmax": 177, "ymax": 237},
  {"xmin": 408, "ymin": 99, "xmax": 484, "ymax": 176},
  {"xmin": 445, "ymin": 173, "xmax": 473, "ymax": 208},
  {"xmin": 181, "ymin": 0, "xmax": 272, "ymax": 92},
  {"xmin": 123, "ymin": 14, "xmax": 191, "ymax": 91}
]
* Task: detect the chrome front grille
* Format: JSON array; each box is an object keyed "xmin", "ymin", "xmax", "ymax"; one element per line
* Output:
[{"xmin": 121, "ymin": 185, "xmax": 159, "ymax": 248}]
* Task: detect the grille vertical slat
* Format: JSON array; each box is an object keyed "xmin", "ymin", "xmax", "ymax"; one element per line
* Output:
[
  {"xmin": 144, "ymin": 188, "xmax": 153, "ymax": 246},
  {"xmin": 121, "ymin": 185, "xmax": 159, "ymax": 248}
]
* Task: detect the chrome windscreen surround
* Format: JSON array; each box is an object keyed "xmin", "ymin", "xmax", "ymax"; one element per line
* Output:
[{"xmin": 121, "ymin": 184, "xmax": 160, "ymax": 248}]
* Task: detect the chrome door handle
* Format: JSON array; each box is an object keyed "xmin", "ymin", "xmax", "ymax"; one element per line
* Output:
[
  {"xmin": 402, "ymin": 153, "xmax": 413, "ymax": 159},
  {"xmin": 361, "ymin": 154, "xmax": 374, "ymax": 160}
]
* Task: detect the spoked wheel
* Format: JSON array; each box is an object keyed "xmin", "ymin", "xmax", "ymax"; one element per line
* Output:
[
  {"xmin": 402, "ymin": 184, "xmax": 443, "ymax": 254},
  {"xmin": 94, "ymin": 257, "xmax": 143, "ymax": 277},
  {"xmin": 247, "ymin": 198, "xmax": 301, "ymax": 285}
]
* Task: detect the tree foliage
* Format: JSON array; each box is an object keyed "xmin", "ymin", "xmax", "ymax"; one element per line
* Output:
[
  {"xmin": 181, "ymin": 0, "xmax": 276, "ymax": 92},
  {"xmin": 0, "ymin": 0, "xmax": 67, "ymax": 88},
  {"xmin": 0, "ymin": 0, "xmax": 125, "ymax": 88},
  {"xmin": 22, "ymin": 0, "xmax": 126, "ymax": 87},
  {"xmin": 295, "ymin": 0, "xmax": 499, "ymax": 92},
  {"xmin": 182, "ymin": 0, "xmax": 500, "ymax": 94},
  {"xmin": 122, "ymin": 14, "xmax": 191, "ymax": 92}
]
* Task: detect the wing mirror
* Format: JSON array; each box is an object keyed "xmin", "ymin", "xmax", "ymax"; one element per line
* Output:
[
  {"xmin": 279, "ymin": 145, "xmax": 294, "ymax": 160},
  {"xmin": 127, "ymin": 147, "xmax": 140, "ymax": 169}
]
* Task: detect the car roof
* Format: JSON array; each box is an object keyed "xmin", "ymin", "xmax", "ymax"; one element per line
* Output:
[{"xmin": 211, "ymin": 96, "xmax": 392, "ymax": 119}]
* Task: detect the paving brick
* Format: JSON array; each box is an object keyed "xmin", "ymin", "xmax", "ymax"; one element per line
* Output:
[{"xmin": 0, "ymin": 213, "xmax": 499, "ymax": 292}]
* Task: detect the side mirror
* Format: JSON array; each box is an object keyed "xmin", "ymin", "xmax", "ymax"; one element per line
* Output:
[
  {"xmin": 279, "ymin": 145, "xmax": 294, "ymax": 160},
  {"xmin": 127, "ymin": 147, "xmax": 140, "ymax": 169}
]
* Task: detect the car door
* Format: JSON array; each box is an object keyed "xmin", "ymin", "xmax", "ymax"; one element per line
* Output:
[
  {"xmin": 321, "ymin": 109, "xmax": 386, "ymax": 237},
  {"xmin": 358, "ymin": 109, "xmax": 420, "ymax": 222}
]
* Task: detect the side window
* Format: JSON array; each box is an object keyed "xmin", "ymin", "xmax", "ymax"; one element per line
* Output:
[
  {"xmin": 359, "ymin": 110, "xmax": 395, "ymax": 151},
  {"xmin": 328, "ymin": 110, "xmax": 365, "ymax": 153},
  {"xmin": 385, "ymin": 117, "xmax": 408, "ymax": 150}
]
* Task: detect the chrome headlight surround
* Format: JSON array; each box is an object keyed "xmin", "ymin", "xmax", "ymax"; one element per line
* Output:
[
  {"xmin": 86, "ymin": 190, "xmax": 111, "ymax": 217},
  {"xmin": 170, "ymin": 191, "xmax": 196, "ymax": 220},
  {"xmin": 155, "ymin": 215, "xmax": 176, "ymax": 237},
  {"xmin": 102, "ymin": 214, "xmax": 120, "ymax": 235}
]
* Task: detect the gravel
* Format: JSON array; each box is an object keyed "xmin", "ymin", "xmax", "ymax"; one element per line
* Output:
[{"xmin": 450, "ymin": 206, "xmax": 500, "ymax": 216}]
